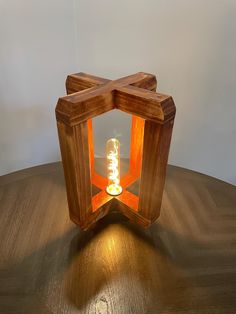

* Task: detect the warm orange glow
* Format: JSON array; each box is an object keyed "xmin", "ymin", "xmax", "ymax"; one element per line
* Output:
[{"xmin": 106, "ymin": 138, "xmax": 122, "ymax": 196}]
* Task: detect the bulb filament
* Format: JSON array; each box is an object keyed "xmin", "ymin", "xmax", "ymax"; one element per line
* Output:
[{"xmin": 106, "ymin": 138, "xmax": 122, "ymax": 196}]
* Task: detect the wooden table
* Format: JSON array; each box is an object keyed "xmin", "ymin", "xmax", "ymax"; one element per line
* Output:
[{"xmin": 1, "ymin": 161, "xmax": 236, "ymax": 314}]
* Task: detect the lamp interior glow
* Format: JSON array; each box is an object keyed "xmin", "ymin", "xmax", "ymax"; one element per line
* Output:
[{"xmin": 106, "ymin": 138, "xmax": 122, "ymax": 196}]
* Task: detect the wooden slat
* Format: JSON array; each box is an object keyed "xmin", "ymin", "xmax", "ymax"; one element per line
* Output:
[
  {"xmin": 138, "ymin": 119, "xmax": 174, "ymax": 222},
  {"xmin": 88, "ymin": 119, "xmax": 94, "ymax": 175},
  {"xmin": 57, "ymin": 121, "xmax": 92, "ymax": 224},
  {"xmin": 120, "ymin": 171, "xmax": 139, "ymax": 189},
  {"xmin": 92, "ymin": 173, "xmax": 107, "ymax": 190},
  {"xmin": 92, "ymin": 190, "xmax": 113, "ymax": 213},
  {"xmin": 130, "ymin": 72, "xmax": 157, "ymax": 91},
  {"xmin": 114, "ymin": 72, "xmax": 156, "ymax": 89},
  {"xmin": 115, "ymin": 190, "xmax": 139, "ymax": 212},
  {"xmin": 57, "ymin": 121, "xmax": 80, "ymax": 222},
  {"xmin": 115, "ymin": 198, "xmax": 151, "ymax": 227},
  {"xmin": 56, "ymin": 85, "xmax": 114, "ymax": 126},
  {"xmin": 57, "ymin": 72, "xmax": 159, "ymax": 127},
  {"xmin": 66, "ymin": 72, "xmax": 109, "ymax": 94},
  {"xmin": 115, "ymin": 85, "xmax": 175, "ymax": 123},
  {"xmin": 129, "ymin": 116, "xmax": 144, "ymax": 177},
  {"xmin": 66, "ymin": 71, "xmax": 157, "ymax": 95}
]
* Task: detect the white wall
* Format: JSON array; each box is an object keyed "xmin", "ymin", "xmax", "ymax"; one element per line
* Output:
[
  {"xmin": 0, "ymin": 0, "xmax": 76, "ymax": 174},
  {"xmin": 1, "ymin": 0, "xmax": 236, "ymax": 185},
  {"xmin": 75, "ymin": 0, "xmax": 236, "ymax": 185}
]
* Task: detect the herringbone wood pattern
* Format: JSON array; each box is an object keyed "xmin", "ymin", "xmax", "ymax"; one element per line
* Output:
[{"xmin": 0, "ymin": 161, "xmax": 236, "ymax": 313}]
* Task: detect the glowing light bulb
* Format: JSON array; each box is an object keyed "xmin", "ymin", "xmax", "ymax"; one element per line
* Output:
[{"xmin": 106, "ymin": 138, "xmax": 122, "ymax": 196}]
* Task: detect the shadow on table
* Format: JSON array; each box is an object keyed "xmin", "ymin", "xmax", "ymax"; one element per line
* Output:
[
  {"xmin": 2, "ymin": 210, "xmax": 236, "ymax": 313},
  {"xmin": 65, "ymin": 210, "xmax": 236, "ymax": 313}
]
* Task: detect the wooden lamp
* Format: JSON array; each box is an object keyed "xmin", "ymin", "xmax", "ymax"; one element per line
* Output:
[{"xmin": 55, "ymin": 72, "xmax": 176, "ymax": 230}]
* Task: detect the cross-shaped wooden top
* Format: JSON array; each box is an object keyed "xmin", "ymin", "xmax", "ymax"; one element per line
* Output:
[{"xmin": 56, "ymin": 72, "xmax": 176, "ymax": 230}]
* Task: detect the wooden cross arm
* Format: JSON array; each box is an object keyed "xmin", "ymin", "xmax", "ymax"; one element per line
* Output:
[
  {"xmin": 56, "ymin": 84, "xmax": 114, "ymax": 126},
  {"xmin": 115, "ymin": 85, "xmax": 176, "ymax": 124},
  {"xmin": 66, "ymin": 72, "xmax": 110, "ymax": 94},
  {"xmin": 66, "ymin": 71, "xmax": 157, "ymax": 94},
  {"xmin": 56, "ymin": 72, "xmax": 175, "ymax": 126}
]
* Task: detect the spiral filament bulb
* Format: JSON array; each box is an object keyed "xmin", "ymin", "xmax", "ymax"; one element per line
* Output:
[{"xmin": 106, "ymin": 138, "xmax": 122, "ymax": 196}]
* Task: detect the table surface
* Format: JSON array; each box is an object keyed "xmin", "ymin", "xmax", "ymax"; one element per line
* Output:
[{"xmin": 0, "ymin": 161, "xmax": 236, "ymax": 314}]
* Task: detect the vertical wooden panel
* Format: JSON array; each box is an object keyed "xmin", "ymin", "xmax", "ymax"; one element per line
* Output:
[
  {"xmin": 129, "ymin": 115, "xmax": 144, "ymax": 176},
  {"xmin": 120, "ymin": 115, "xmax": 144, "ymax": 190},
  {"xmin": 74, "ymin": 122, "xmax": 93, "ymax": 221},
  {"xmin": 57, "ymin": 121, "xmax": 80, "ymax": 223},
  {"xmin": 88, "ymin": 119, "xmax": 94, "ymax": 175},
  {"xmin": 138, "ymin": 120, "xmax": 174, "ymax": 222},
  {"xmin": 57, "ymin": 121, "xmax": 92, "ymax": 225}
]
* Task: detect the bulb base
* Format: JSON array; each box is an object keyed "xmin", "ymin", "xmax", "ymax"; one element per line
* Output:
[{"xmin": 106, "ymin": 184, "xmax": 123, "ymax": 196}]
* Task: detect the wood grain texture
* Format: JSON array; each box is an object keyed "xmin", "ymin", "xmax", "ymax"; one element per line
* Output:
[
  {"xmin": 57, "ymin": 122, "xmax": 111, "ymax": 230},
  {"xmin": 87, "ymin": 119, "xmax": 94, "ymax": 174},
  {"xmin": 129, "ymin": 116, "xmax": 144, "ymax": 177},
  {"xmin": 56, "ymin": 85, "xmax": 114, "ymax": 126},
  {"xmin": 57, "ymin": 121, "xmax": 92, "ymax": 227},
  {"xmin": 56, "ymin": 72, "xmax": 159, "ymax": 127},
  {"xmin": 66, "ymin": 73, "xmax": 110, "ymax": 94},
  {"xmin": 139, "ymin": 120, "xmax": 174, "ymax": 222},
  {"xmin": 56, "ymin": 72, "xmax": 175, "ymax": 230},
  {"xmin": 115, "ymin": 85, "xmax": 175, "ymax": 123},
  {"xmin": 66, "ymin": 72, "xmax": 157, "ymax": 95},
  {"xmin": 1, "ymin": 161, "xmax": 236, "ymax": 313}
]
